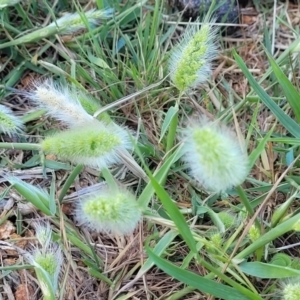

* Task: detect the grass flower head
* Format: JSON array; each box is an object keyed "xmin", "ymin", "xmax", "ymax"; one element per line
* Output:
[
  {"xmin": 34, "ymin": 221, "xmax": 52, "ymax": 250},
  {"xmin": 41, "ymin": 121, "xmax": 132, "ymax": 169},
  {"xmin": 169, "ymin": 21, "xmax": 218, "ymax": 91},
  {"xmin": 280, "ymin": 278, "xmax": 300, "ymax": 300},
  {"xmin": 181, "ymin": 117, "xmax": 248, "ymax": 192},
  {"xmin": 28, "ymin": 79, "xmax": 93, "ymax": 127},
  {"xmin": 0, "ymin": 104, "xmax": 23, "ymax": 136},
  {"xmin": 25, "ymin": 221, "xmax": 63, "ymax": 300},
  {"xmin": 30, "ymin": 244, "xmax": 63, "ymax": 298},
  {"xmin": 76, "ymin": 187, "xmax": 142, "ymax": 235}
]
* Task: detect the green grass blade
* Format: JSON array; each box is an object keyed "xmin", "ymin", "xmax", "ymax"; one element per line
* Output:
[
  {"xmin": 248, "ymin": 126, "xmax": 274, "ymax": 170},
  {"xmin": 0, "ymin": 264, "xmax": 32, "ymax": 271},
  {"xmin": 266, "ymin": 50, "xmax": 300, "ymax": 123},
  {"xmin": 148, "ymin": 173, "xmax": 197, "ymax": 253},
  {"xmin": 269, "ymin": 137, "xmax": 300, "ymax": 145},
  {"xmin": 147, "ymin": 248, "xmax": 252, "ymax": 300},
  {"xmin": 138, "ymin": 144, "xmax": 184, "ymax": 208},
  {"xmin": 160, "ymin": 106, "xmax": 178, "ymax": 143},
  {"xmin": 88, "ymin": 268, "xmax": 113, "ymax": 285},
  {"xmin": 234, "ymin": 50, "xmax": 300, "ymax": 138},
  {"xmin": 235, "ymin": 212, "xmax": 300, "ymax": 260},
  {"xmin": 8, "ymin": 177, "xmax": 51, "ymax": 215},
  {"xmin": 137, "ymin": 230, "xmax": 178, "ymax": 276},
  {"xmin": 58, "ymin": 165, "xmax": 84, "ymax": 203},
  {"xmin": 239, "ymin": 261, "xmax": 300, "ymax": 278},
  {"xmin": 34, "ymin": 266, "xmax": 56, "ymax": 300},
  {"xmin": 49, "ymin": 173, "xmax": 57, "ymax": 215}
]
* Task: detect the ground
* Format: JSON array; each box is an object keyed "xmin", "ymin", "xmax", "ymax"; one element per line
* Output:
[{"xmin": 1, "ymin": 0, "xmax": 300, "ymax": 299}]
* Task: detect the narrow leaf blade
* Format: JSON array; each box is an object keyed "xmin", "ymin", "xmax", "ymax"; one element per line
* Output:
[{"xmin": 234, "ymin": 50, "xmax": 300, "ymax": 138}]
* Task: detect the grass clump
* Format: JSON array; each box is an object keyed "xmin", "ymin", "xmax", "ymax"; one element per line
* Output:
[{"xmin": 2, "ymin": 1, "xmax": 300, "ymax": 299}]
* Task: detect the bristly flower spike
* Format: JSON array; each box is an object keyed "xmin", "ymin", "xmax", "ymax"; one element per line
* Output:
[
  {"xmin": 28, "ymin": 79, "xmax": 94, "ymax": 127},
  {"xmin": 168, "ymin": 20, "xmax": 218, "ymax": 92},
  {"xmin": 0, "ymin": 104, "xmax": 23, "ymax": 136},
  {"xmin": 33, "ymin": 221, "xmax": 52, "ymax": 251},
  {"xmin": 30, "ymin": 244, "xmax": 63, "ymax": 300},
  {"xmin": 76, "ymin": 186, "xmax": 142, "ymax": 235},
  {"xmin": 181, "ymin": 117, "xmax": 248, "ymax": 193},
  {"xmin": 280, "ymin": 277, "xmax": 300, "ymax": 300},
  {"xmin": 40, "ymin": 120, "xmax": 132, "ymax": 169},
  {"xmin": 26, "ymin": 221, "xmax": 63, "ymax": 300}
]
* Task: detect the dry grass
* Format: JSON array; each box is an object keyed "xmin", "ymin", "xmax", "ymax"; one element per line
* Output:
[{"xmin": 1, "ymin": 1, "xmax": 300, "ymax": 299}]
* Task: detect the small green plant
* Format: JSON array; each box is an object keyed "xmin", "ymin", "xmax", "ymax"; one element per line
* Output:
[{"xmin": 2, "ymin": 1, "xmax": 300, "ymax": 299}]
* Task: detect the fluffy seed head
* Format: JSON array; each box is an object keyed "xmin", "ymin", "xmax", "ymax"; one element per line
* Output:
[
  {"xmin": 0, "ymin": 104, "xmax": 23, "ymax": 136},
  {"xmin": 28, "ymin": 79, "xmax": 93, "ymax": 126},
  {"xmin": 40, "ymin": 121, "xmax": 132, "ymax": 169},
  {"xmin": 169, "ymin": 21, "xmax": 218, "ymax": 91},
  {"xmin": 33, "ymin": 221, "xmax": 52, "ymax": 250},
  {"xmin": 181, "ymin": 118, "xmax": 248, "ymax": 192},
  {"xmin": 31, "ymin": 244, "xmax": 63, "ymax": 293},
  {"xmin": 49, "ymin": 9, "xmax": 114, "ymax": 34},
  {"xmin": 76, "ymin": 187, "xmax": 142, "ymax": 235},
  {"xmin": 34, "ymin": 251, "xmax": 59, "ymax": 277},
  {"xmin": 280, "ymin": 278, "xmax": 300, "ymax": 300}
]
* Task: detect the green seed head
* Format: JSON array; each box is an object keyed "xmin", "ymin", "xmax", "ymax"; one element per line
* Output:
[
  {"xmin": 0, "ymin": 104, "xmax": 23, "ymax": 136},
  {"xmin": 282, "ymin": 281, "xmax": 300, "ymax": 300},
  {"xmin": 34, "ymin": 252, "xmax": 57, "ymax": 276},
  {"xmin": 181, "ymin": 118, "xmax": 249, "ymax": 192},
  {"xmin": 77, "ymin": 187, "xmax": 142, "ymax": 235},
  {"xmin": 30, "ymin": 243, "xmax": 63, "ymax": 295},
  {"xmin": 41, "ymin": 121, "xmax": 131, "ymax": 169},
  {"xmin": 248, "ymin": 225, "xmax": 260, "ymax": 242},
  {"xmin": 169, "ymin": 22, "xmax": 218, "ymax": 91}
]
